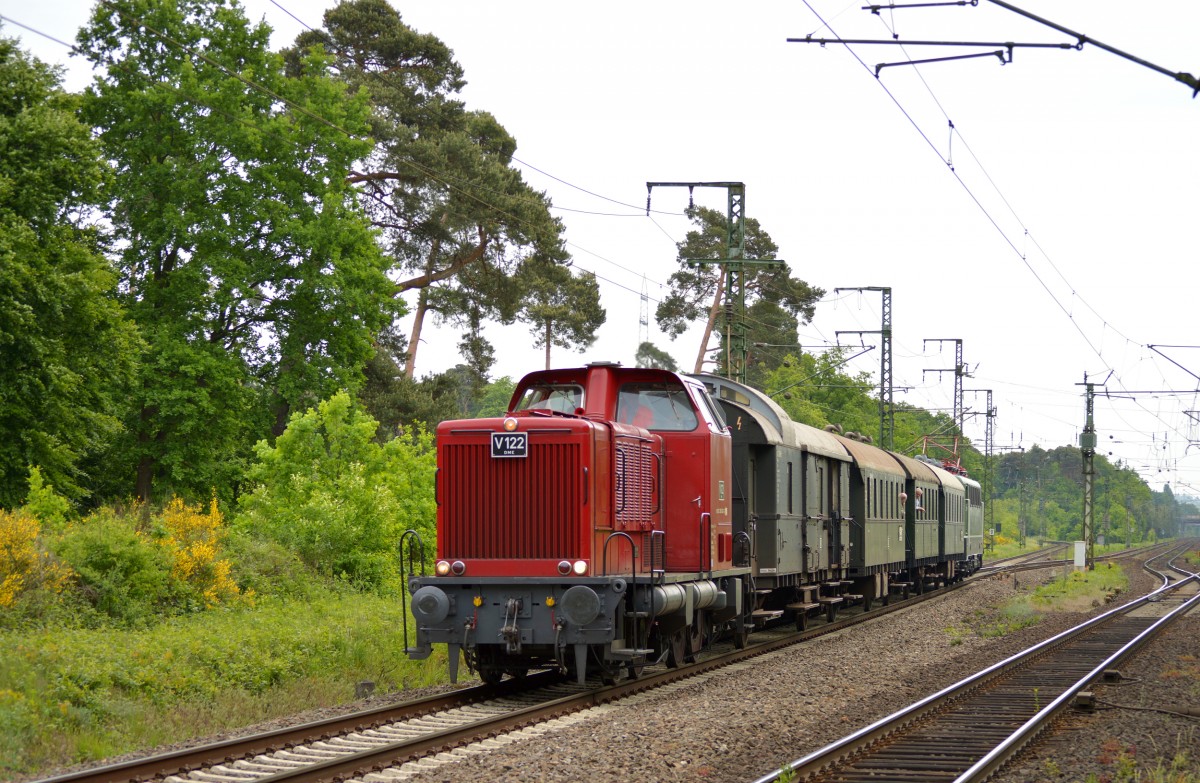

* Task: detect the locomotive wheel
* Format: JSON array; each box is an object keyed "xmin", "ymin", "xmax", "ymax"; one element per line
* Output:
[{"xmin": 479, "ymin": 666, "xmax": 504, "ymax": 685}]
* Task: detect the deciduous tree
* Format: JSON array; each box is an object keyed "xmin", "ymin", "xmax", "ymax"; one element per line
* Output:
[
  {"xmin": 77, "ymin": 0, "xmax": 398, "ymax": 502},
  {"xmin": 0, "ymin": 35, "xmax": 139, "ymax": 506}
]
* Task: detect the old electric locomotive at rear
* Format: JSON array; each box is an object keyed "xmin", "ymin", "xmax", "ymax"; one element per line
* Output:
[{"xmin": 407, "ymin": 363, "xmax": 984, "ymax": 684}]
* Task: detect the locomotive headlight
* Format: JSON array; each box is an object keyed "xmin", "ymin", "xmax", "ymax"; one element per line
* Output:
[
  {"xmin": 572, "ymin": 560, "xmax": 588, "ymax": 576},
  {"xmin": 502, "ymin": 417, "xmax": 518, "ymax": 432},
  {"xmin": 450, "ymin": 560, "xmax": 466, "ymax": 575},
  {"xmin": 557, "ymin": 560, "xmax": 572, "ymax": 575},
  {"xmin": 435, "ymin": 560, "xmax": 451, "ymax": 576}
]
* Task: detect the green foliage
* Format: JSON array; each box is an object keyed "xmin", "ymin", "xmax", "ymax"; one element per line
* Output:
[
  {"xmin": 293, "ymin": 0, "xmax": 581, "ymax": 378},
  {"xmin": 21, "ymin": 467, "xmax": 72, "ymax": 532},
  {"xmin": 635, "ymin": 342, "xmax": 679, "ymax": 372},
  {"xmin": 0, "ymin": 593, "xmax": 447, "ymax": 775},
  {"xmin": 473, "ymin": 376, "xmax": 518, "ymax": 418},
  {"xmin": 991, "ymin": 445, "xmax": 1184, "ymax": 541},
  {"xmin": 654, "ymin": 205, "xmax": 823, "ymax": 382},
  {"xmin": 76, "ymin": 0, "xmax": 399, "ymax": 503},
  {"xmin": 762, "ymin": 350, "xmax": 878, "ymax": 435},
  {"xmin": 0, "ymin": 36, "xmax": 139, "ymax": 507},
  {"xmin": 51, "ymin": 510, "xmax": 174, "ymax": 626},
  {"xmin": 518, "ymin": 262, "xmax": 605, "ymax": 369},
  {"xmin": 1030, "ymin": 563, "xmax": 1127, "ymax": 609},
  {"xmin": 236, "ymin": 392, "xmax": 436, "ymax": 589}
]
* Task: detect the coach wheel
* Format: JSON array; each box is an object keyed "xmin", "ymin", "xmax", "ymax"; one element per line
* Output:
[
  {"xmin": 505, "ymin": 667, "xmax": 528, "ymax": 681},
  {"xmin": 479, "ymin": 666, "xmax": 504, "ymax": 685}
]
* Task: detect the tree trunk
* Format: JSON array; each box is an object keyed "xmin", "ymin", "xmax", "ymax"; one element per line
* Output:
[
  {"xmin": 404, "ymin": 286, "xmax": 430, "ymax": 380},
  {"xmin": 135, "ymin": 403, "xmax": 159, "ymax": 506},
  {"xmin": 544, "ymin": 319, "xmax": 552, "ymax": 370},
  {"xmin": 693, "ymin": 268, "xmax": 726, "ymax": 374}
]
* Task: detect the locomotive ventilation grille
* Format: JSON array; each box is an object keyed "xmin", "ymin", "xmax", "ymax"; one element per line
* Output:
[
  {"xmin": 441, "ymin": 441, "xmax": 583, "ymax": 559},
  {"xmin": 615, "ymin": 439, "xmax": 656, "ymax": 527}
]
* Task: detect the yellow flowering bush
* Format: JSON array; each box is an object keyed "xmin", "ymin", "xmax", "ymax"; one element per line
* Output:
[
  {"xmin": 0, "ymin": 509, "xmax": 73, "ymax": 608},
  {"xmin": 158, "ymin": 497, "xmax": 249, "ymax": 608}
]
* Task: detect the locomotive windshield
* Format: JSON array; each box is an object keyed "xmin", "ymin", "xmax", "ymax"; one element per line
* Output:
[
  {"xmin": 616, "ymin": 383, "xmax": 698, "ymax": 431},
  {"xmin": 514, "ymin": 383, "xmax": 584, "ymax": 413}
]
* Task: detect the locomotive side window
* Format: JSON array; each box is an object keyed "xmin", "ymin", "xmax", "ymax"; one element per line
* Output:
[
  {"xmin": 617, "ymin": 383, "xmax": 699, "ymax": 431},
  {"xmin": 688, "ymin": 385, "xmax": 727, "ymax": 431},
  {"xmin": 515, "ymin": 384, "xmax": 584, "ymax": 413}
]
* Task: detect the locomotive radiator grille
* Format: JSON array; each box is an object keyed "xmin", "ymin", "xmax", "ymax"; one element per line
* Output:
[{"xmin": 441, "ymin": 441, "xmax": 584, "ymax": 559}]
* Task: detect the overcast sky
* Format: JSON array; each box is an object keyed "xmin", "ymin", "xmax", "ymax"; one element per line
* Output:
[{"xmin": 6, "ymin": 1, "xmax": 1199, "ymax": 491}]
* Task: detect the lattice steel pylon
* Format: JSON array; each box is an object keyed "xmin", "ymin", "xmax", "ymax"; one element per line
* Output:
[{"xmin": 835, "ymin": 286, "xmax": 893, "ymax": 450}]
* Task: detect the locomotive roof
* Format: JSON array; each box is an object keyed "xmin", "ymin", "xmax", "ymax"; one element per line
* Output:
[{"xmin": 694, "ymin": 374, "xmax": 849, "ymax": 460}]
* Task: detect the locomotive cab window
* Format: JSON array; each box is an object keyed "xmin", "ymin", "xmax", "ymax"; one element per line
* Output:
[
  {"xmin": 617, "ymin": 383, "xmax": 699, "ymax": 431},
  {"xmin": 515, "ymin": 383, "xmax": 584, "ymax": 413}
]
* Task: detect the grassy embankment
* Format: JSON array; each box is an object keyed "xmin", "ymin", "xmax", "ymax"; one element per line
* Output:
[
  {"xmin": 0, "ymin": 594, "xmax": 451, "ymax": 778},
  {"xmin": 948, "ymin": 558, "xmax": 1129, "ymax": 644}
]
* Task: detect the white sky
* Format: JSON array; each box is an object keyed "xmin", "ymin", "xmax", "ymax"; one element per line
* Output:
[{"xmin": 7, "ymin": 1, "xmax": 1200, "ymax": 491}]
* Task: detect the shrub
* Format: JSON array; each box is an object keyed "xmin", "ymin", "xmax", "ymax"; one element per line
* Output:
[
  {"xmin": 51, "ymin": 510, "xmax": 173, "ymax": 626},
  {"xmin": 157, "ymin": 497, "xmax": 248, "ymax": 608},
  {"xmin": 235, "ymin": 392, "xmax": 435, "ymax": 591},
  {"xmin": 0, "ymin": 509, "xmax": 73, "ymax": 609},
  {"xmin": 20, "ymin": 467, "xmax": 72, "ymax": 532}
]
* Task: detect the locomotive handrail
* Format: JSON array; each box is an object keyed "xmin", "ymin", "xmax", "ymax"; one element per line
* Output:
[
  {"xmin": 398, "ymin": 529, "xmax": 426, "ymax": 655},
  {"xmin": 602, "ymin": 531, "xmax": 637, "ymax": 581},
  {"xmin": 733, "ymin": 530, "xmax": 752, "ymax": 569},
  {"xmin": 602, "ymin": 531, "xmax": 654, "ymax": 657},
  {"xmin": 650, "ymin": 451, "xmax": 662, "ymax": 515},
  {"xmin": 700, "ymin": 512, "xmax": 712, "ymax": 579}
]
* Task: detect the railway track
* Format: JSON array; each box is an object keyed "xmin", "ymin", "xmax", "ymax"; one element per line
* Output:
[
  {"xmin": 33, "ymin": 548, "xmax": 1153, "ymax": 783},
  {"xmin": 752, "ymin": 541, "xmax": 1200, "ymax": 783},
  {"xmin": 33, "ymin": 561, "xmax": 1020, "ymax": 783}
]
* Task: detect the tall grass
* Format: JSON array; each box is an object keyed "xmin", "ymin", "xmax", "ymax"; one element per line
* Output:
[{"xmin": 0, "ymin": 593, "xmax": 449, "ymax": 777}]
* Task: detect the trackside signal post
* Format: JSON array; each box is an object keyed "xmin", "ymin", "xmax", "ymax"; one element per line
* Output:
[
  {"xmin": 1079, "ymin": 375, "xmax": 1097, "ymax": 570},
  {"xmin": 646, "ymin": 182, "xmax": 783, "ymax": 385}
]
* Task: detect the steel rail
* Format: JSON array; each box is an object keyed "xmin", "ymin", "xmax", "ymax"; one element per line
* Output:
[
  {"xmin": 957, "ymin": 575, "xmax": 1199, "ymax": 782},
  {"xmin": 31, "ymin": 548, "xmax": 1097, "ymax": 783},
  {"xmin": 751, "ymin": 541, "xmax": 1198, "ymax": 783}
]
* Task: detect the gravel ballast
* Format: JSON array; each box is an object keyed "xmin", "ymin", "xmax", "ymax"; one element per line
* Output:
[{"xmin": 398, "ymin": 561, "xmax": 1198, "ymax": 783}]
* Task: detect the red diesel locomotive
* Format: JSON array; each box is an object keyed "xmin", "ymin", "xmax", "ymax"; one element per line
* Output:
[
  {"xmin": 406, "ymin": 362, "xmax": 983, "ymax": 684},
  {"xmin": 407, "ymin": 362, "xmax": 747, "ymax": 684}
]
